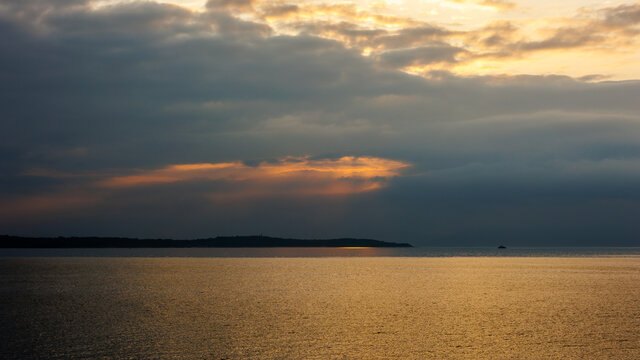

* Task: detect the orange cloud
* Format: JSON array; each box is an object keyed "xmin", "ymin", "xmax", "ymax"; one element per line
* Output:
[
  {"xmin": 451, "ymin": 0, "xmax": 516, "ymax": 11},
  {"xmin": 102, "ymin": 162, "xmax": 240, "ymax": 187},
  {"xmin": 101, "ymin": 156, "xmax": 410, "ymax": 196},
  {"xmin": 7, "ymin": 156, "xmax": 410, "ymax": 218}
]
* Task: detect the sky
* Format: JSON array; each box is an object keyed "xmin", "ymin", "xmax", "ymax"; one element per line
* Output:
[{"xmin": 1, "ymin": 0, "xmax": 640, "ymax": 245}]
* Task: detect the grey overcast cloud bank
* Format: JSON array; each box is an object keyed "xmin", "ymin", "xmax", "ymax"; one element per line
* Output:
[{"xmin": 1, "ymin": 0, "xmax": 639, "ymax": 245}]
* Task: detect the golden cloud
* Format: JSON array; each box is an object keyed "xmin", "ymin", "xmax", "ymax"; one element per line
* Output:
[
  {"xmin": 443, "ymin": 0, "xmax": 516, "ymax": 11},
  {"xmin": 101, "ymin": 156, "xmax": 410, "ymax": 196},
  {"xmin": 5, "ymin": 156, "xmax": 410, "ymax": 217},
  {"xmin": 261, "ymin": 2, "xmax": 422, "ymax": 29}
]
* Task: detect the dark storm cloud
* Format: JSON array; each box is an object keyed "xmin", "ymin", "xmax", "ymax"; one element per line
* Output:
[{"xmin": 1, "ymin": 0, "xmax": 639, "ymax": 245}]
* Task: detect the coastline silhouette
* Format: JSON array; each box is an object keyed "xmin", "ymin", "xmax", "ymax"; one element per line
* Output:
[{"xmin": 0, "ymin": 235, "xmax": 412, "ymax": 248}]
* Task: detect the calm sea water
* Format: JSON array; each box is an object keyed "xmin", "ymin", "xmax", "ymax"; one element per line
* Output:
[
  {"xmin": 1, "ymin": 252, "xmax": 639, "ymax": 359},
  {"xmin": 2, "ymin": 246, "xmax": 640, "ymax": 257}
]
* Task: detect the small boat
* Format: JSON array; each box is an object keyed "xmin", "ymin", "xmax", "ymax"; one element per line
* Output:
[{"xmin": 497, "ymin": 245, "xmax": 507, "ymax": 249}]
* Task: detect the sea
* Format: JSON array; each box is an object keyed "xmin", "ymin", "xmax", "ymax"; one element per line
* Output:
[{"xmin": 1, "ymin": 247, "xmax": 639, "ymax": 359}]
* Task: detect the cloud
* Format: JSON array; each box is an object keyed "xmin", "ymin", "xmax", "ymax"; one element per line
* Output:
[
  {"xmin": 0, "ymin": 156, "xmax": 409, "ymax": 221},
  {"xmin": 444, "ymin": 0, "xmax": 516, "ymax": 11},
  {"xmin": 263, "ymin": 2, "xmax": 422, "ymax": 27},
  {"xmin": 256, "ymin": 2, "xmax": 450, "ymax": 54},
  {"xmin": 477, "ymin": 0, "xmax": 516, "ymax": 11},
  {"xmin": 205, "ymin": 10, "xmax": 273, "ymax": 37},
  {"xmin": 377, "ymin": 44, "xmax": 467, "ymax": 69},
  {"xmin": 252, "ymin": 1, "xmax": 640, "ymax": 78},
  {"xmin": 371, "ymin": 26, "xmax": 453, "ymax": 50},
  {"xmin": 262, "ymin": 4, "xmax": 299, "ymax": 18},
  {"xmin": 512, "ymin": 27, "xmax": 603, "ymax": 52},
  {"xmin": 600, "ymin": 3, "xmax": 640, "ymax": 29},
  {"xmin": 473, "ymin": 4, "xmax": 640, "ymax": 56},
  {"xmin": 206, "ymin": 0, "xmax": 257, "ymax": 12},
  {"xmin": 101, "ymin": 156, "xmax": 410, "ymax": 195}
]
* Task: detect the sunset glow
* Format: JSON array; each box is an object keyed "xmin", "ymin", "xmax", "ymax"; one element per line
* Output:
[
  {"xmin": 2, "ymin": 156, "xmax": 410, "ymax": 217},
  {"xmin": 102, "ymin": 156, "xmax": 409, "ymax": 188}
]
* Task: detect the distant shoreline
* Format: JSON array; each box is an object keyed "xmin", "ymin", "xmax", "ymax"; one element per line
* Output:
[{"xmin": 0, "ymin": 235, "xmax": 413, "ymax": 248}]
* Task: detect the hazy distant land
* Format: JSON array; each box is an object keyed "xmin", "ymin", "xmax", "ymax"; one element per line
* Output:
[{"xmin": 0, "ymin": 235, "xmax": 412, "ymax": 248}]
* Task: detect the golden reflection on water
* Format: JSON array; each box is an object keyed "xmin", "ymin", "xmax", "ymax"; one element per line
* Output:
[{"xmin": 1, "ymin": 257, "xmax": 639, "ymax": 359}]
